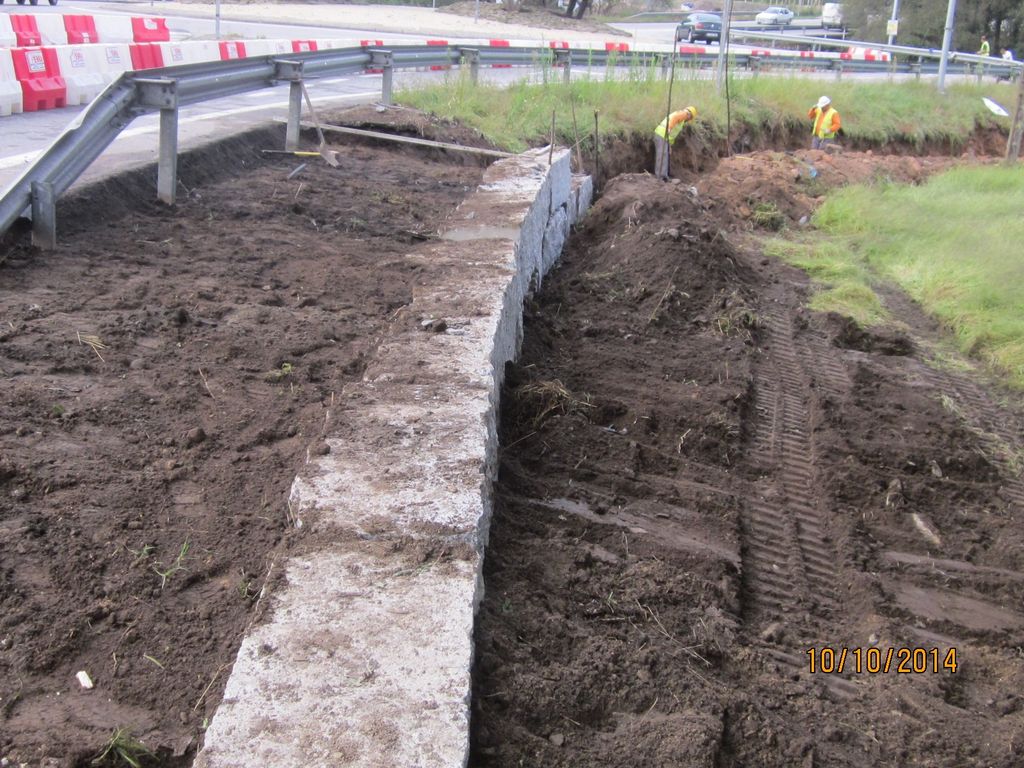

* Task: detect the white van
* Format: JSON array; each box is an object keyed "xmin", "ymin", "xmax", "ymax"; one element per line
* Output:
[{"xmin": 822, "ymin": 3, "xmax": 844, "ymax": 29}]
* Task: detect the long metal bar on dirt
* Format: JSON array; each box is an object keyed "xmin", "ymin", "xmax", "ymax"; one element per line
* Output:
[{"xmin": 293, "ymin": 120, "xmax": 515, "ymax": 158}]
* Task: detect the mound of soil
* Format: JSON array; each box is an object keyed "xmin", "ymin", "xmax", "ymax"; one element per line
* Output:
[
  {"xmin": 472, "ymin": 157, "xmax": 1024, "ymax": 766},
  {"xmin": 0, "ymin": 109, "xmax": 491, "ymax": 766}
]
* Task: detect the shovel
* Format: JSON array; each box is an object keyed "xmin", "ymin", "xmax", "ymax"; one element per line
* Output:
[{"xmin": 298, "ymin": 81, "xmax": 341, "ymax": 168}]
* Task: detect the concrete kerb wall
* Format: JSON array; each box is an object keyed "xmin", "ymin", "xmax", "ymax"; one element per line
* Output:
[{"xmin": 194, "ymin": 147, "xmax": 592, "ymax": 768}]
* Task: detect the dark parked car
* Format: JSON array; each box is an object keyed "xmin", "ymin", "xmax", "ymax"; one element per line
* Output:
[{"xmin": 675, "ymin": 13, "xmax": 722, "ymax": 44}]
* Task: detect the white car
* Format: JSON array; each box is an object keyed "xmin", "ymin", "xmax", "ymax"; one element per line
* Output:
[{"xmin": 755, "ymin": 6, "xmax": 795, "ymax": 25}]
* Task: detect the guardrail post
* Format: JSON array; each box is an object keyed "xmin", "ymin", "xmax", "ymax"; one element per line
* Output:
[
  {"xmin": 554, "ymin": 48, "xmax": 572, "ymax": 84},
  {"xmin": 459, "ymin": 48, "xmax": 480, "ymax": 85},
  {"xmin": 272, "ymin": 60, "xmax": 305, "ymax": 151},
  {"xmin": 134, "ymin": 77, "xmax": 180, "ymax": 205},
  {"xmin": 286, "ymin": 81, "xmax": 302, "ymax": 149},
  {"xmin": 370, "ymin": 50, "xmax": 395, "ymax": 105},
  {"xmin": 660, "ymin": 54, "xmax": 669, "ymax": 80},
  {"xmin": 834, "ymin": 61, "xmax": 844, "ymax": 81},
  {"xmin": 750, "ymin": 55, "xmax": 761, "ymax": 78},
  {"xmin": 30, "ymin": 181, "xmax": 56, "ymax": 250},
  {"xmin": 911, "ymin": 61, "xmax": 922, "ymax": 80},
  {"xmin": 157, "ymin": 107, "xmax": 179, "ymax": 205}
]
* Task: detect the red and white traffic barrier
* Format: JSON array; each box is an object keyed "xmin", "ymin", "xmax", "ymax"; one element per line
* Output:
[
  {"xmin": 79, "ymin": 43, "xmax": 133, "ymax": 84},
  {"xmin": 92, "ymin": 15, "xmax": 135, "ymax": 44},
  {"xmin": 0, "ymin": 48, "xmax": 24, "ymax": 116},
  {"xmin": 219, "ymin": 41, "xmax": 247, "ymax": 60},
  {"xmin": 0, "ymin": 16, "xmax": 16, "ymax": 49},
  {"xmin": 31, "ymin": 14, "xmax": 69, "ymax": 45},
  {"xmin": 131, "ymin": 17, "xmax": 170, "ymax": 44},
  {"xmin": 9, "ymin": 16, "xmax": 42, "ymax": 47},
  {"xmin": 129, "ymin": 42, "xmax": 164, "ymax": 71},
  {"xmin": 64, "ymin": 15, "xmax": 100, "ymax": 45},
  {"xmin": 10, "ymin": 47, "xmax": 66, "ymax": 112},
  {"xmin": 52, "ymin": 45, "xmax": 105, "ymax": 104}
]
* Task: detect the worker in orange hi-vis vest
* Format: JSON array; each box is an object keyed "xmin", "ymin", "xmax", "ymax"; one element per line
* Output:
[
  {"xmin": 808, "ymin": 95, "xmax": 841, "ymax": 150},
  {"xmin": 653, "ymin": 105, "xmax": 697, "ymax": 181}
]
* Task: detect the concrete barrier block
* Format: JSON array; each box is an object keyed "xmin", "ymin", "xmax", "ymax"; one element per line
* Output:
[
  {"xmin": 541, "ymin": 205, "xmax": 570, "ymax": 275},
  {"xmin": 195, "ymin": 548, "xmax": 478, "ymax": 768},
  {"xmin": 571, "ymin": 173, "xmax": 593, "ymax": 224}
]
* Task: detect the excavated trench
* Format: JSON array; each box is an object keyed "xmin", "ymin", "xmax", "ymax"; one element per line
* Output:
[{"xmin": 469, "ymin": 136, "xmax": 1024, "ymax": 766}]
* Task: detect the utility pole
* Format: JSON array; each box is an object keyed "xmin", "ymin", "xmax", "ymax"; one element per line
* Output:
[
  {"xmin": 716, "ymin": 0, "xmax": 735, "ymax": 93},
  {"xmin": 937, "ymin": 0, "xmax": 958, "ymax": 93}
]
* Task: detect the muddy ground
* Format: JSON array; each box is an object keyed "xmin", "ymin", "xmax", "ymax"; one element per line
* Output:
[
  {"xmin": 0, "ymin": 107, "xmax": 492, "ymax": 766},
  {"xmin": 471, "ymin": 155, "xmax": 1024, "ymax": 766},
  {"xmin": 2, "ymin": 102, "xmax": 1023, "ymax": 767}
]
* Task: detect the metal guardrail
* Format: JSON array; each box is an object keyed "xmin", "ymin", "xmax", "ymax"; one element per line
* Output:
[{"xmin": 1, "ymin": 39, "xmax": 1020, "ymax": 247}]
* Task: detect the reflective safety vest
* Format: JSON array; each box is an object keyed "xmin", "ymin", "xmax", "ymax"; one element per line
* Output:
[
  {"xmin": 654, "ymin": 110, "xmax": 692, "ymax": 143},
  {"xmin": 810, "ymin": 106, "xmax": 840, "ymax": 139}
]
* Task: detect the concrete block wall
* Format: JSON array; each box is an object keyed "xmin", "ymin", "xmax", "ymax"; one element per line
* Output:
[{"xmin": 195, "ymin": 147, "xmax": 589, "ymax": 768}]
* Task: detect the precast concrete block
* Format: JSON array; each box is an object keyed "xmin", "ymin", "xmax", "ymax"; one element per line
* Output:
[
  {"xmin": 541, "ymin": 205, "xmax": 570, "ymax": 276},
  {"xmin": 287, "ymin": 391, "xmax": 493, "ymax": 539},
  {"xmin": 195, "ymin": 548, "xmax": 478, "ymax": 768},
  {"xmin": 572, "ymin": 174, "xmax": 594, "ymax": 223}
]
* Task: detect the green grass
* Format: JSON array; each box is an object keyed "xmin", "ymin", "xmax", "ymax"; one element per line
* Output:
[
  {"xmin": 398, "ymin": 68, "xmax": 1016, "ymax": 151},
  {"xmin": 774, "ymin": 166, "xmax": 1024, "ymax": 387}
]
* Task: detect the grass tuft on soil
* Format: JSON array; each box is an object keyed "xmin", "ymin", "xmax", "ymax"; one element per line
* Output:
[
  {"xmin": 770, "ymin": 165, "xmax": 1024, "ymax": 387},
  {"xmin": 399, "ymin": 71, "xmax": 1014, "ymax": 151}
]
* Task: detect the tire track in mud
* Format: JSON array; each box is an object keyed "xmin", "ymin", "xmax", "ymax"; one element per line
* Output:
[
  {"xmin": 744, "ymin": 303, "xmax": 856, "ymax": 695},
  {"xmin": 918, "ymin": 365, "xmax": 1024, "ymax": 511}
]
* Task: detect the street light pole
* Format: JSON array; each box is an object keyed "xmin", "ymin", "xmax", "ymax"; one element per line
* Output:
[{"xmin": 937, "ymin": 0, "xmax": 958, "ymax": 92}]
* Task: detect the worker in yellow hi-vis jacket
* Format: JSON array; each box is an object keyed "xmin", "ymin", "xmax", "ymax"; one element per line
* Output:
[
  {"xmin": 808, "ymin": 95, "xmax": 841, "ymax": 150},
  {"xmin": 653, "ymin": 106, "xmax": 697, "ymax": 181}
]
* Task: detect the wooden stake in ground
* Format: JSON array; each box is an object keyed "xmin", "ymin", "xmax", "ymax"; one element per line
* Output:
[
  {"xmin": 549, "ymin": 109, "xmax": 556, "ymax": 164},
  {"xmin": 570, "ymin": 96, "xmax": 584, "ymax": 172},
  {"xmin": 1005, "ymin": 71, "xmax": 1024, "ymax": 164},
  {"xmin": 663, "ymin": 51, "xmax": 678, "ymax": 179}
]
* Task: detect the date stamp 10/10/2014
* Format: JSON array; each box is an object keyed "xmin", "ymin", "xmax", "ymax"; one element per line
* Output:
[{"xmin": 807, "ymin": 647, "xmax": 959, "ymax": 675}]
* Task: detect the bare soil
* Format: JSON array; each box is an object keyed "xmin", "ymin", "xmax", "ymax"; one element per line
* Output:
[
  {"xmin": 0, "ymin": 106, "xmax": 492, "ymax": 767},
  {"xmin": 3, "ymin": 100, "xmax": 1023, "ymax": 767},
  {"xmin": 471, "ymin": 154, "xmax": 1024, "ymax": 766}
]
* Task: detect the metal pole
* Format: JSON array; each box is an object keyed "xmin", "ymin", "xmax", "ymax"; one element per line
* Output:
[
  {"xmin": 716, "ymin": 0, "xmax": 734, "ymax": 93},
  {"xmin": 1006, "ymin": 71, "xmax": 1024, "ymax": 163},
  {"xmin": 286, "ymin": 81, "xmax": 302, "ymax": 149},
  {"xmin": 475, "ymin": 0, "xmax": 479, "ymax": 23},
  {"xmin": 887, "ymin": 0, "xmax": 900, "ymax": 46},
  {"xmin": 215, "ymin": 0, "xmax": 221, "ymax": 40},
  {"xmin": 382, "ymin": 63, "xmax": 394, "ymax": 105},
  {"xmin": 937, "ymin": 0, "xmax": 958, "ymax": 93},
  {"xmin": 31, "ymin": 181, "xmax": 56, "ymax": 250},
  {"xmin": 157, "ymin": 106, "xmax": 178, "ymax": 205}
]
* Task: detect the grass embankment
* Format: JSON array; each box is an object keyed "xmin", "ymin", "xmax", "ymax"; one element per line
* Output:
[
  {"xmin": 399, "ymin": 68, "xmax": 1015, "ymax": 151},
  {"xmin": 770, "ymin": 167, "xmax": 1024, "ymax": 388}
]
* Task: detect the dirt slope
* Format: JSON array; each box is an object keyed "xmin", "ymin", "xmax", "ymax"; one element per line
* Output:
[
  {"xmin": 471, "ymin": 161, "xmax": 1024, "ymax": 766},
  {"xmin": 0, "ymin": 109, "xmax": 490, "ymax": 766}
]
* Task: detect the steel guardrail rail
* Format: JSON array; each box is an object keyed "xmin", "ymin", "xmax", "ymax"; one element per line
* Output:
[{"xmin": 0, "ymin": 39, "xmax": 1020, "ymax": 242}]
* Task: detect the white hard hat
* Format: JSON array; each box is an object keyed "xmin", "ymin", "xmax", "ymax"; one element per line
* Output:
[{"xmin": 817, "ymin": 95, "xmax": 832, "ymax": 108}]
